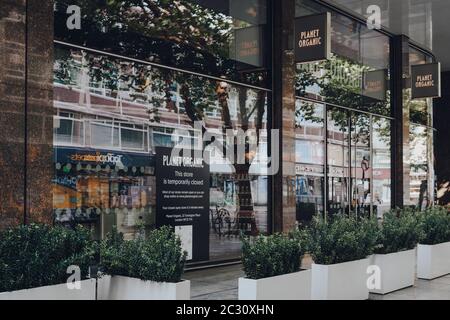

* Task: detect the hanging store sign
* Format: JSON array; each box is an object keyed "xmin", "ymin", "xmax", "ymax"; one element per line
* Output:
[
  {"xmin": 155, "ymin": 147, "xmax": 210, "ymax": 262},
  {"xmin": 294, "ymin": 12, "xmax": 331, "ymax": 64},
  {"xmin": 411, "ymin": 63, "xmax": 441, "ymax": 99},
  {"xmin": 234, "ymin": 26, "xmax": 263, "ymax": 67},
  {"xmin": 362, "ymin": 69, "xmax": 387, "ymax": 101}
]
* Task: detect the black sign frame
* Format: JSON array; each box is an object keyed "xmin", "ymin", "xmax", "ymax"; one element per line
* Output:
[
  {"xmin": 155, "ymin": 147, "xmax": 210, "ymax": 263},
  {"xmin": 294, "ymin": 12, "xmax": 331, "ymax": 64},
  {"xmin": 411, "ymin": 62, "xmax": 441, "ymax": 99},
  {"xmin": 362, "ymin": 69, "xmax": 388, "ymax": 102}
]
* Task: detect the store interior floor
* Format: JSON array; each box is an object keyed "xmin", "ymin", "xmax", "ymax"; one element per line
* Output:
[{"xmin": 184, "ymin": 264, "xmax": 450, "ymax": 300}]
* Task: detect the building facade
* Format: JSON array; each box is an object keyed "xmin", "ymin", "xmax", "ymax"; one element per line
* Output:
[{"xmin": 0, "ymin": 0, "xmax": 441, "ymax": 266}]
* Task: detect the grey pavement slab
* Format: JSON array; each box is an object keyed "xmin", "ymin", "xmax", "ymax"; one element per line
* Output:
[{"xmin": 185, "ymin": 264, "xmax": 450, "ymax": 300}]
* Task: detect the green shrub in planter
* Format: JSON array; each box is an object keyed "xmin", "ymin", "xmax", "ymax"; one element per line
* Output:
[
  {"xmin": 0, "ymin": 224, "xmax": 97, "ymax": 292},
  {"xmin": 241, "ymin": 233, "xmax": 305, "ymax": 280},
  {"xmin": 100, "ymin": 226, "xmax": 187, "ymax": 283},
  {"xmin": 420, "ymin": 206, "xmax": 450, "ymax": 245},
  {"xmin": 307, "ymin": 215, "xmax": 378, "ymax": 265},
  {"xmin": 375, "ymin": 208, "xmax": 424, "ymax": 254}
]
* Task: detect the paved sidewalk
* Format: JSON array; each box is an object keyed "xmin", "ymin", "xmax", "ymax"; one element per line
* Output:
[
  {"xmin": 184, "ymin": 264, "xmax": 450, "ymax": 300},
  {"xmin": 371, "ymin": 275, "xmax": 450, "ymax": 300},
  {"xmin": 184, "ymin": 264, "xmax": 243, "ymax": 300}
]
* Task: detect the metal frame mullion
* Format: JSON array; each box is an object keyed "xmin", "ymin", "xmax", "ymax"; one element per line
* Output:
[
  {"xmin": 370, "ymin": 114, "xmax": 374, "ymax": 218},
  {"xmin": 324, "ymin": 104, "xmax": 329, "ymax": 220},
  {"xmin": 347, "ymin": 111, "xmax": 352, "ymax": 217}
]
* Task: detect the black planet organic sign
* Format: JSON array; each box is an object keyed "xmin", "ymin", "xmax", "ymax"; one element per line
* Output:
[
  {"xmin": 295, "ymin": 12, "xmax": 331, "ymax": 63},
  {"xmin": 411, "ymin": 63, "xmax": 441, "ymax": 99}
]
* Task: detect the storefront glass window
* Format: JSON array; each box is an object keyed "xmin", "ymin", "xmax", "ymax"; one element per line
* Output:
[
  {"xmin": 295, "ymin": 0, "xmax": 392, "ymax": 220},
  {"xmin": 295, "ymin": 0, "xmax": 391, "ymax": 117},
  {"xmin": 409, "ymin": 124, "xmax": 431, "ymax": 210},
  {"xmin": 406, "ymin": 47, "xmax": 435, "ymax": 209},
  {"xmin": 54, "ymin": 0, "xmax": 271, "ymax": 88},
  {"xmin": 350, "ymin": 112, "xmax": 371, "ymax": 218},
  {"xmin": 372, "ymin": 117, "xmax": 392, "ymax": 217},
  {"xmin": 53, "ymin": 44, "xmax": 270, "ymax": 262},
  {"xmin": 327, "ymin": 108, "xmax": 350, "ymax": 217},
  {"xmin": 408, "ymin": 48, "xmax": 432, "ymax": 126},
  {"xmin": 295, "ymin": 100, "xmax": 325, "ymax": 223},
  {"xmin": 322, "ymin": 0, "xmax": 434, "ymax": 50}
]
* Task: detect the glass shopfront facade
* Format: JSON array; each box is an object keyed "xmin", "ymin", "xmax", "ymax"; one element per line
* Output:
[
  {"xmin": 294, "ymin": 0, "xmax": 394, "ymax": 222},
  {"xmin": 53, "ymin": 0, "xmax": 271, "ymax": 263},
  {"xmin": 407, "ymin": 48, "xmax": 435, "ymax": 209},
  {"xmin": 0, "ymin": 0, "xmax": 439, "ymax": 266}
]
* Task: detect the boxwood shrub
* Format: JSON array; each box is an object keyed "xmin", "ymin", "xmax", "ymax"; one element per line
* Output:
[
  {"xmin": 307, "ymin": 214, "xmax": 378, "ymax": 265},
  {"xmin": 0, "ymin": 224, "xmax": 98, "ymax": 292},
  {"xmin": 420, "ymin": 206, "xmax": 450, "ymax": 245},
  {"xmin": 100, "ymin": 226, "xmax": 187, "ymax": 283},
  {"xmin": 241, "ymin": 233, "xmax": 305, "ymax": 280},
  {"xmin": 375, "ymin": 208, "xmax": 424, "ymax": 254}
]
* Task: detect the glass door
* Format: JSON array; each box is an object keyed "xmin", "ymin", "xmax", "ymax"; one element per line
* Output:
[
  {"xmin": 350, "ymin": 112, "xmax": 371, "ymax": 218},
  {"xmin": 327, "ymin": 108, "xmax": 350, "ymax": 217},
  {"xmin": 326, "ymin": 108, "xmax": 377, "ymax": 218}
]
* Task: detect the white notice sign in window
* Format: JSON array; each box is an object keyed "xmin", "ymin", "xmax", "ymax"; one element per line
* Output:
[{"xmin": 175, "ymin": 225, "xmax": 193, "ymax": 261}]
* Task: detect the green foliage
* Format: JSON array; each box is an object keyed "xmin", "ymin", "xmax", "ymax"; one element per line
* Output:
[
  {"xmin": 290, "ymin": 227, "xmax": 311, "ymax": 253},
  {"xmin": 375, "ymin": 208, "xmax": 424, "ymax": 254},
  {"xmin": 241, "ymin": 233, "xmax": 305, "ymax": 280},
  {"xmin": 307, "ymin": 215, "xmax": 378, "ymax": 265},
  {"xmin": 419, "ymin": 207, "xmax": 450, "ymax": 245},
  {"xmin": 100, "ymin": 226, "xmax": 187, "ymax": 283},
  {"xmin": 0, "ymin": 224, "xmax": 98, "ymax": 292},
  {"xmin": 55, "ymin": 0, "xmax": 233, "ymax": 61}
]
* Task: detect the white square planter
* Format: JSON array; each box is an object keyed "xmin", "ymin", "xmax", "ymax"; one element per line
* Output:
[
  {"xmin": 97, "ymin": 275, "xmax": 190, "ymax": 300},
  {"xmin": 0, "ymin": 279, "xmax": 96, "ymax": 300},
  {"xmin": 238, "ymin": 270, "xmax": 311, "ymax": 300},
  {"xmin": 311, "ymin": 258, "xmax": 370, "ymax": 300},
  {"xmin": 417, "ymin": 241, "xmax": 450, "ymax": 280},
  {"xmin": 369, "ymin": 249, "xmax": 416, "ymax": 295}
]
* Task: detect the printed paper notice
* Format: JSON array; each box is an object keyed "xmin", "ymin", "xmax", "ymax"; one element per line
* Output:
[{"xmin": 175, "ymin": 225, "xmax": 193, "ymax": 261}]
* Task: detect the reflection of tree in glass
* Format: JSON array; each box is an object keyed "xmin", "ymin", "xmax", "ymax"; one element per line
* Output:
[
  {"xmin": 295, "ymin": 55, "xmax": 391, "ymax": 142},
  {"xmin": 54, "ymin": 0, "xmax": 271, "ymax": 230},
  {"xmin": 55, "ymin": 47, "xmax": 267, "ymax": 234},
  {"xmin": 409, "ymin": 125, "xmax": 428, "ymax": 173},
  {"xmin": 372, "ymin": 117, "xmax": 391, "ymax": 146},
  {"xmin": 54, "ymin": 0, "xmax": 270, "ymax": 84},
  {"xmin": 404, "ymin": 89, "xmax": 429, "ymax": 125}
]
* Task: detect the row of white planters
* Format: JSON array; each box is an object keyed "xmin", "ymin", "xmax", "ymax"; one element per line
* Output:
[
  {"xmin": 238, "ymin": 260, "xmax": 373, "ymax": 300},
  {"xmin": 238, "ymin": 259, "xmax": 371, "ymax": 300},
  {"xmin": 239, "ymin": 241, "xmax": 450, "ymax": 300},
  {"xmin": 417, "ymin": 242, "xmax": 450, "ymax": 280},
  {"xmin": 1, "ymin": 242, "xmax": 449, "ymax": 300},
  {"xmin": 0, "ymin": 276, "xmax": 191, "ymax": 300}
]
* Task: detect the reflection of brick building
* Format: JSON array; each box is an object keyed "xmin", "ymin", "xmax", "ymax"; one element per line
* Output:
[
  {"xmin": 52, "ymin": 45, "xmax": 270, "ymax": 246},
  {"xmin": 0, "ymin": 0, "xmax": 444, "ymax": 265}
]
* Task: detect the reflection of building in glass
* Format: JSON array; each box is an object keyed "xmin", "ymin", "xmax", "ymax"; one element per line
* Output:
[
  {"xmin": 0, "ymin": 0, "xmax": 441, "ymax": 268},
  {"xmin": 53, "ymin": 45, "xmax": 270, "ymax": 260}
]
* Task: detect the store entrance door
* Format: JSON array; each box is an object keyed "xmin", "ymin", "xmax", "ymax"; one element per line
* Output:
[{"xmin": 326, "ymin": 108, "xmax": 372, "ymax": 218}]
